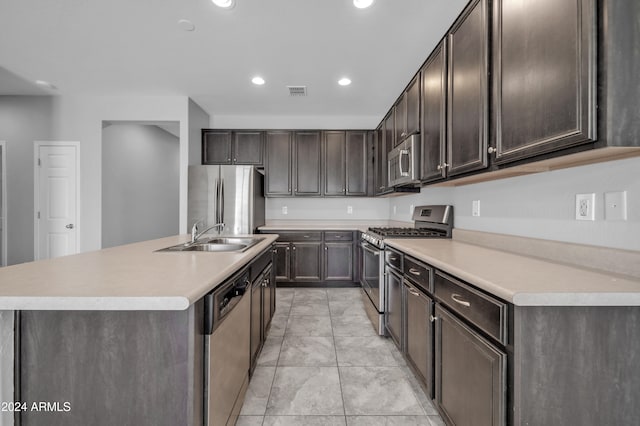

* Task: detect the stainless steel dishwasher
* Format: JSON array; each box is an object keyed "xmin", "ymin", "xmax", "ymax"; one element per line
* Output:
[{"xmin": 203, "ymin": 269, "xmax": 251, "ymax": 426}]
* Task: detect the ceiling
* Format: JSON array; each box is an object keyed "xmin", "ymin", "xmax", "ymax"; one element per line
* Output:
[{"xmin": 0, "ymin": 0, "xmax": 468, "ymax": 122}]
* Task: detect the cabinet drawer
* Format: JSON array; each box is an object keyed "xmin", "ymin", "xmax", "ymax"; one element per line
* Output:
[
  {"xmin": 268, "ymin": 231, "xmax": 323, "ymax": 242},
  {"xmin": 434, "ymin": 271, "xmax": 507, "ymax": 345},
  {"xmin": 324, "ymin": 231, "xmax": 354, "ymax": 241},
  {"xmin": 403, "ymin": 256, "xmax": 431, "ymax": 293},
  {"xmin": 385, "ymin": 247, "xmax": 403, "ymax": 272}
]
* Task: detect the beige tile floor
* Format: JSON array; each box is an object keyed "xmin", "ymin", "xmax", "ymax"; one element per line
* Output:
[{"xmin": 237, "ymin": 287, "xmax": 445, "ymax": 426}]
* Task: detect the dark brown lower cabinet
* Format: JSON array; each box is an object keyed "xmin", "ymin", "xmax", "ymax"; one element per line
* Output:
[
  {"xmin": 292, "ymin": 242, "xmax": 322, "ymax": 281},
  {"xmin": 250, "ymin": 274, "xmax": 262, "ymax": 369},
  {"xmin": 261, "ymin": 265, "xmax": 274, "ymax": 338},
  {"xmin": 404, "ymin": 280, "xmax": 434, "ymax": 398},
  {"xmin": 435, "ymin": 304, "xmax": 506, "ymax": 426},
  {"xmin": 385, "ymin": 267, "xmax": 404, "ymax": 350},
  {"xmin": 324, "ymin": 242, "xmax": 353, "ymax": 281},
  {"xmin": 274, "ymin": 242, "xmax": 291, "ymax": 281}
]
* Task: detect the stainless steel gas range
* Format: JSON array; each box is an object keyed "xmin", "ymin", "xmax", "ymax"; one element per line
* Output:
[{"xmin": 360, "ymin": 205, "xmax": 453, "ymax": 335}]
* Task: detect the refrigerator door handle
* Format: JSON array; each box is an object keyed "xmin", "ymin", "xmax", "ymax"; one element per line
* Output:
[
  {"xmin": 215, "ymin": 178, "xmax": 221, "ymax": 224},
  {"xmin": 220, "ymin": 179, "xmax": 225, "ymax": 224}
]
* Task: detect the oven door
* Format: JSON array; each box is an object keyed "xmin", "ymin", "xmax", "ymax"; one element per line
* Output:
[{"xmin": 360, "ymin": 241, "xmax": 384, "ymax": 312}]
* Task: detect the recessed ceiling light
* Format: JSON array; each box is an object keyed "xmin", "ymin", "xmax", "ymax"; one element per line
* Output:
[
  {"xmin": 177, "ymin": 19, "xmax": 196, "ymax": 31},
  {"xmin": 338, "ymin": 78, "xmax": 352, "ymax": 86},
  {"xmin": 353, "ymin": 0, "xmax": 374, "ymax": 9},
  {"xmin": 211, "ymin": 0, "xmax": 235, "ymax": 9},
  {"xmin": 35, "ymin": 80, "xmax": 57, "ymax": 90},
  {"xmin": 252, "ymin": 76, "xmax": 265, "ymax": 85}
]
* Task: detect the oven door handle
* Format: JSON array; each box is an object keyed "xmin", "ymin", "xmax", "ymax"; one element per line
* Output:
[{"xmin": 361, "ymin": 242, "xmax": 380, "ymax": 256}]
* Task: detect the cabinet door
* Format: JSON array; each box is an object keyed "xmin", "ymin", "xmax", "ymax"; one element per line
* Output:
[
  {"xmin": 394, "ymin": 101, "xmax": 406, "ymax": 145},
  {"xmin": 385, "ymin": 268, "xmax": 403, "ymax": 350},
  {"xmin": 274, "ymin": 242, "xmax": 291, "ymax": 282},
  {"xmin": 405, "ymin": 282, "xmax": 434, "ymax": 398},
  {"xmin": 406, "ymin": 76, "xmax": 421, "ymax": 136},
  {"xmin": 265, "ymin": 131, "xmax": 292, "ymax": 196},
  {"xmin": 233, "ymin": 131, "xmax": 263, "ymax": 165},
  {"xmin": 294, "ymin": 131, "xmax": 322, "ymax": 196},
  {"xmin": 493, "ymin": 0, "xmax": 596, "ymax": 163},
  {"xmin": 435, "ymin": 304, "xmax": 506, "ymax": 426},
  {"xmin": 323, "ymin": 242, "xmax": 353, "ymax": 281},
  {"xmin": 374, "ymin": 124, "xmax": 385, "ymax": 195},
  {"xmin": 262, "ymin": 267, "xmax": 273, "ymax": 334},
  {"xmin": 447, "ymin": 0, "xmax": 489, "ymax": 177},
  {"xmin": 323, "ymin": 131, "xmax": 346, "ymax": 196},
  {"xmin": 421, "ymin": 40, "xmax": 448, "ymax": 182},
  {"xmin": 250, "ymin": 280, "xmax": 262, "ymax": 367},
  {"xmin": 345, "ymin": 131, "xmax": 368, "ymax": 196},
  {"xmin": 384, "ymin": 109, "xmax": 396, "ymax": 150},
  {"xmin": 292, "ymin": 242, "xmax": 322, "ymax": 281},
  {"xmin": 202, "ymin": 130, "xmax": 232, "ymax": 164}
]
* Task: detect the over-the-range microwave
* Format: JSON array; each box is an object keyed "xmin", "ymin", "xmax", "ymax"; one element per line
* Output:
[{"xmin": 388, "ymin": 134, "xmax": 421, "ymax": 187}]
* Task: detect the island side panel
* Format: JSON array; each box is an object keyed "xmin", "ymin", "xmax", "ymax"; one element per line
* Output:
[
  {"xmin": 18, "ymin": 304, "xmax": 203, "ymax": 426},
  {"xmin": 513, "ymin": 306, "xmax": 640, "ymax": 426},
  {"xmin": 0, "ymin": 311, "xmax": 14, "ymax": 426}
]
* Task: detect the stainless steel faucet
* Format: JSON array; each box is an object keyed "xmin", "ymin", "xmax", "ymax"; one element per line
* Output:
[{"xmin": 191, "ymin": 220, "xmax": 225, "ymax": 243}]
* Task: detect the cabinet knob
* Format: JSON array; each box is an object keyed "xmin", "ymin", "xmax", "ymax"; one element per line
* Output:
[
  {"xmin": 325, "ymin": 246, "xmax": 328, "ymax": 251},
  {"xmin": 233, "ymin": 158, "xmax": 237, "ymax": 162},
  {"xmin": 488, "ymin": 147, "xmax": 497, "ymax": 154},
  {"xmin": 286, "ymin": 247, "xmax": 290, "ymax": 251},
  {"xmin": 293, "ymin": 246, "xmax": 296, "ymax": 250},
  {"xmin": 443, "ymin": 163, "xmax": 449, "ymax": 168},
  {"xmin": 436, "ymin": 164, "xmax": 442, "ymax": 171},
  {"xmin": 430, "ymin": 315, "xmax": 438, "ymax": 323}
]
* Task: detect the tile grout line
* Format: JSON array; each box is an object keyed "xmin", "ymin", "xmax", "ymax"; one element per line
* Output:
[{"xmin": 328, "ymin": 290, "xmax": 349, "ymax": 425}]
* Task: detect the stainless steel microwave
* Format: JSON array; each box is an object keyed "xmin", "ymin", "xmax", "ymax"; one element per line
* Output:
[{"xmin": 388, "ymin": 134, "xmax": 421, "ymax": 187}]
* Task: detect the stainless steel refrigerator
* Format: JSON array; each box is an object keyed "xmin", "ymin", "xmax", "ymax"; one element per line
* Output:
[{"xmin": 187, "ymin": 165, "xmax": 265, "ymax": 235}]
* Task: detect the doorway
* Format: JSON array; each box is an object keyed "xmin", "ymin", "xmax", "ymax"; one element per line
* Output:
[
  {"xmin": 33, "ymin": 141, "xmax": 80, "ymax": 260},
  {"xmin": 0, "ymin": 141, "xmax": 6, "ymax": 266},
  {"xmin": 101, "ymin": 121, "xmax": 179, "ymax": 248}
]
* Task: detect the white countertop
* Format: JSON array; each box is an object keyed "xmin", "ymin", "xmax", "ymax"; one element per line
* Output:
[
  {"xmin": 385, "ymin": 239, "xmax": 640, "ymax": 307},
  {"xmin": 0, "ymin": 234, "xmax": 278, "ymax": 311}
]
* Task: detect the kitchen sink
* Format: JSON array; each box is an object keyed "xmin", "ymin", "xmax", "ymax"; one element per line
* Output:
[{"xmin": 156, "ymin": 237, "xmax": 265, "ymax": 253}]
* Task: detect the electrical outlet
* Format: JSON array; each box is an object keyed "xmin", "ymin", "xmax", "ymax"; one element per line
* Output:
[
  {"xmin": 605, "ymin": 191, "xmax": 627, "ymax": 221},
  {"xmin": 472, "ymin": 200, "xmax": 481, "ymax": 217},
  {"xmin": 282, "ymin": 206, "xmax": 288, "ymax": 215},
  {"xmin": 347, "ymin": 205, "xmax": 353, "ymax": 215},
  {"xmin": 575, "ymin": 193, "xmax": 595, "ymax": 221}
]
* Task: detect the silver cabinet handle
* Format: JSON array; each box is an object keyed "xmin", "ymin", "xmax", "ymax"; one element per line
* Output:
[
  {"xmin": 407, "ymin": 288, "xmax": 420, "ymax": 297},
  {"xmin": 303, "ymin": 235, "xmax": 310, "ymax": 238},
  {"xmin": 488, "ymin": 147, "xmax": 497, "ymax": 154},
  {"xmin": 430, "ymin": 315, "xmax": 438, "ymax": 322},
  {"xmin": 409, "ymin": 268, "xmax": 421, "ymax": 276},
  {"xmin": 389, "ymin": 256, "xmax": 398, "ymax": 261},
  {"xmin": 65, "ymin": 224, "xmax": 74, "ymax": 229},
  {"xmin": 451, "ymin": 294, "xmax": 470, "ymax": 307}
]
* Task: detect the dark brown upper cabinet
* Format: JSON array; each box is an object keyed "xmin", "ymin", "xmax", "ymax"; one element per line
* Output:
[
  {"xmin": 294, "ymin": 131, "xmax": 322, "ymax": 196},
  {"xmin": 345, "ymin": 131, "xmax": 368, "ymax": 196},
  {"xmin": 265, "ymin": 131, "xmax": 293, "ymax": 196},
  {"xmin": 394, "ymin": 100, "xmax": 406, "ymax": 147},
  {"xmin": 323, "ymin": 131, "xmax": 346, "ymax": 196},
  {"xmin": 323, "ymin": 131, "xmax": 368, "ymax": 197},
  {"xmin": 374, "ymin": 123, "xmax": 387, "ymax": 195},
  {"xmin": 202, "ymin": 130, "xmax": 232, "ymax": 164},
  {"xmin": 420, "ymin": 40, "xmax": 448, "ymax": 183},
  {"xmin": 405, "ymin": 76, "xmax": 421, "ymax": 139},
  {"xmin": 232, "ymin": 131, "xmax": 263, "ymax": 165},
  {"xmin": 492, "ymin": 0, "xmax": 596, "ymax": 163},
  {"xmin": 446, "ymin": 0, "xmax": 490, "ymax": 177},
  {"xmin": 385, "ymin": 109, "xmax": 396, "ymax": 151},
  {"xmin": 202, "ymin": 130, "xmax": 263, "ymax": 165}
]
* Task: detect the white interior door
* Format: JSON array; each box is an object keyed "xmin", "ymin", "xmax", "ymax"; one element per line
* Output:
[{"xmin": 35, "ymin": 142, "xmax": 80, "ymax": 260}]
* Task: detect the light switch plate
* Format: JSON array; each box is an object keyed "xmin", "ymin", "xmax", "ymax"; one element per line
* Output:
[
  {"xmin": 347, "ymin": 205, "xmax": 353, "ymax": 215},
  {"xmin": 605, "ymin": 191, "xmax": 627, "ymax": 221},
  {"xmin": 575, "ymin": 193, "xmax": 595, "ymax": 221},
  {"xmin": 282, "ymin": 206, "xmax": 288, "ymax": 215}
]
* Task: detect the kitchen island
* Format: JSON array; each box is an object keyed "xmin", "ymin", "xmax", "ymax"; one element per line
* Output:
[{"xmin": 0, "ymin": 234, "xmax": 278, "ymax": 426}]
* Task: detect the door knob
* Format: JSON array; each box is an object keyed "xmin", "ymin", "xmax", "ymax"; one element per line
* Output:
[{"xmin": 65, "ymin": 224, "xmax": 74, "ymax": 229}]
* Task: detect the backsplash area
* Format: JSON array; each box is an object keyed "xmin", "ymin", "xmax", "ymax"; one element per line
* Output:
[
  {"xmin": 389, "ymin": 156, "xmax": 640, "ymax": 251},
  {"xmin": 266, "ymin": 197, "xmax": 390, "ymax": 221}
]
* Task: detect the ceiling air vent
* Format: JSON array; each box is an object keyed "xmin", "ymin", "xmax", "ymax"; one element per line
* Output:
[{"xmin": 287, "ymin": 86, "xmax": 307, "ymax": 96}]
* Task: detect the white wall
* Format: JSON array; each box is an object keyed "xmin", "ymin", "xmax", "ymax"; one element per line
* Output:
[
  {"xmin": 102, "ymin": 124, "xmax": 179, "ymax": 248},
  {"xmin": 0, "ymin": 96, "xmax": 54, "ymax": 265},
  {"xmin": 49, "ymin": 95, "xmax": 199, "ymax": 251},
  {"xmin": 389, "ymin": 156, "xmax": 640, "ymax": 251}
]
